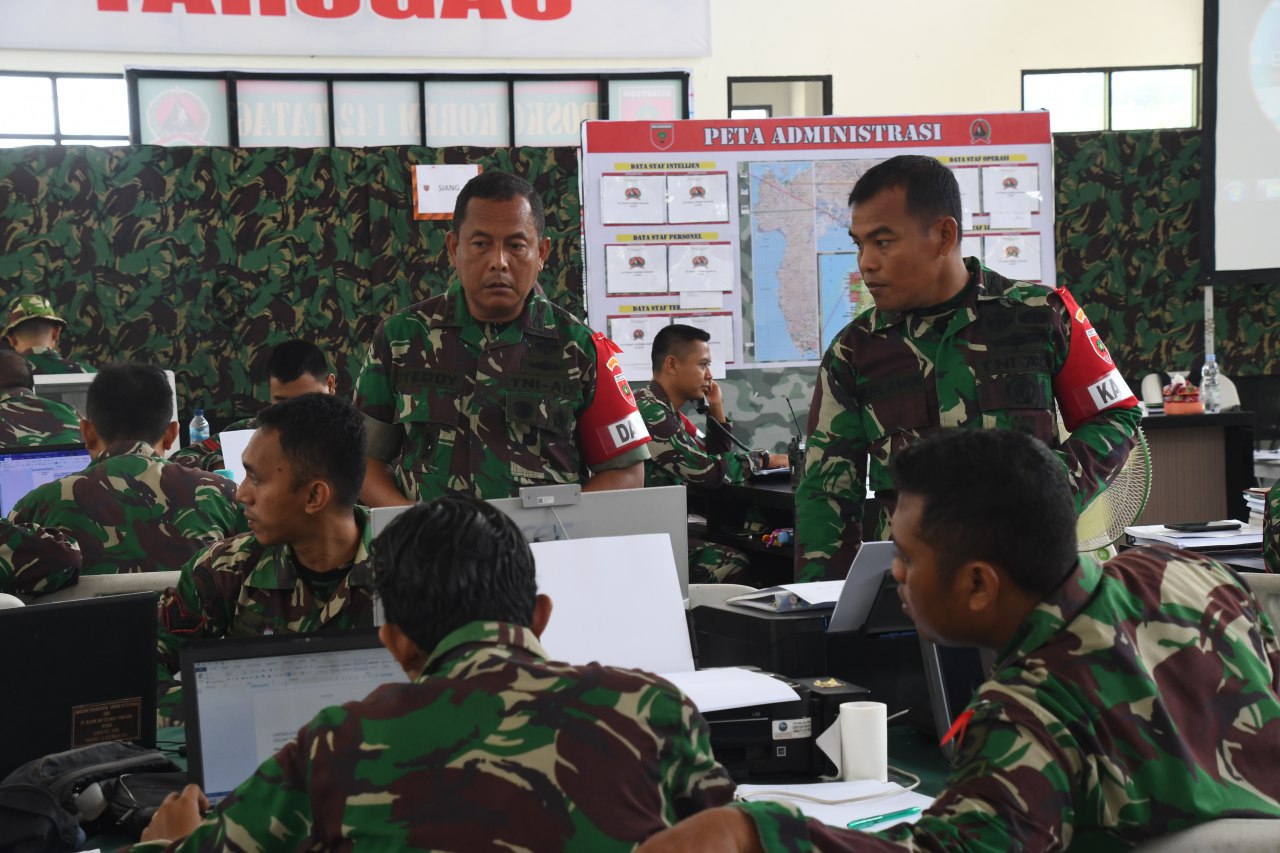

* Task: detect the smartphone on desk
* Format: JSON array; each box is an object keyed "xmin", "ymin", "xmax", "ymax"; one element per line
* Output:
[{"xmin": 1165, "ymin": 521, "xmax": 1242, "ymax": 533}]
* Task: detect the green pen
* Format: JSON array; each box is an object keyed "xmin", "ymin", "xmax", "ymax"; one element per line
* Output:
[{"xmin": 846, "ymin": 806, "xmax": 922, "ymax": 829}]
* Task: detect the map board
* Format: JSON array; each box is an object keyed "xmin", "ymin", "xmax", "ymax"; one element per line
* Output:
[{"xmin": 580, "ymin": 113, "xmax": 1055, "ymax": 372}]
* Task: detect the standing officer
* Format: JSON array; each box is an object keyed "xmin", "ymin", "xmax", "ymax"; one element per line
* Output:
[
  {"xmin": 795, "ymin": 155, "xmax": 1140, "ymax": 582},
  {"xmin": 355, "ymin": 170, "xmax": 650, "ymax": 506}
]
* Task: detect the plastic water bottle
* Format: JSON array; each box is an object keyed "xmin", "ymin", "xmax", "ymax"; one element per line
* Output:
[
  {"xmin": 1200, "ymin": 355, "xmax": 1221, "ymax": 414},
  {"xmin": 188, "ymin": 408, "xmax": 210, "ymax": 445}
]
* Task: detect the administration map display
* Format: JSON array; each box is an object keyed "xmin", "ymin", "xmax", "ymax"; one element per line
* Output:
[{"xmin": 581, "ymin": 114, "xmax": 1055, "ymax": 373}]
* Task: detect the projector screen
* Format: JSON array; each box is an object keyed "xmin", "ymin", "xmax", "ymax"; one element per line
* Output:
[{"xmin": 1204, "ymin": 0, "xmax": 1280, "ymax": 283}]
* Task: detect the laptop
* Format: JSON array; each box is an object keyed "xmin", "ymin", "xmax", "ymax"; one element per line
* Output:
[
  {"xmin": 0, "ymin": 444, "xmax": 91, "ymax": 515},
  {"xmin": 181, "ymin": 630, "xmax": 408, "ymax": 804},
  {"xmin": 36, "ymin": 570, "xmax": 182, "ymax": 605},
  {"xmin": 0, "ymin": 592, "xmax": 157, "ymax": 777}
]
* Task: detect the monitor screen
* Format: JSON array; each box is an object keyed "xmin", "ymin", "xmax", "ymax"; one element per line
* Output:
[
  {"xmin": 0, "ymin": 446, "xmax": 90, "ymax": 515},
  {"xmin": 184, "ymin": 633, "xmax": 407, "ymax": 803}
]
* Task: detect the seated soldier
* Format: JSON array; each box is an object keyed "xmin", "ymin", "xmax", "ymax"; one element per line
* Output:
[
  {"xmin": 157, "ymin": 392, "xmax": 373, "ymax": 674},
  {"xmin": 0, "ymin": 520, "xmax": 81, "ymax": 597},
  {"xmin": 0, "ymin": 351, "xmax": 81, "ymax": 448},
  {"xmin": 642, "ymin": 429, "xmax": 1280, "ymax": 852},
  {"xmin": 7, "ymin": 363, "xmax": 243, "ymax": 587},
  {"xmin": 138, "ymin": 494, "xmax": 734, "ymax": 850},
  {"xmin": 638, "ymin": 324, "xmax": 788, "ymax": 583},
  {"xmin": 169, "ymin": 339, "xmax": 337, "ymax": 472},
  {"xmin": 2, "ymin": 294, "xmax": 93, "ymax": 374}
]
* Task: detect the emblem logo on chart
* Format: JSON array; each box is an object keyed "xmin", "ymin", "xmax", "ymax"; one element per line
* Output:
[
  {"xmin": 650, "ymin": 122, "xmax": 675, "ymax": 150},
  {"xmin": 689, "ymin": 185, "xmax": 706, "ymax": 199},
  {"xmin": 1002, "ymin": 176, "xmax": 1019, "ymax": 190},
  {"xmin": 628, "ymin": 255, "xmax": 647, "ymax": 269},
  {"xmin": 691, "ymin": 255, "xmax": 709, "ymax": 268},
  {"xmin": 1004, "ymin": 245, "xmax": 1020, "ymax": 259},
  {"xmin": 624, "ymin": 186, "xmax": 643, "ymax": 200},
  {"xmin": 632, "ymin": 328, "xmax": 646, "ymax": 340},
  {"xmin": 969, "ymin": 117, "xmax": 992, "ymax": 145}
]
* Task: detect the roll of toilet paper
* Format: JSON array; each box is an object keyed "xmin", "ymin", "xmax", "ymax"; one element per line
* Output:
[{"xmin": 839, "ymin": 701, "xmax": 888, "ymax": 782}]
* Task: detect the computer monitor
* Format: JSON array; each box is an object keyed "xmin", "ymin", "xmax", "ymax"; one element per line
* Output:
[
  {"xmin": 181, "ymin": 630, "xmax": 408, "ymax": 804},
  {"xmin": 919, "ymin": 638, "xmax": 992, "ymax": 760},
  {"xmin": 34, "ymin": 369, "xmax": 180, "ymax": 456},
  {"xmin": 0, "ymin": 591, "xmax": 157, "ymax": 777},
  {"xmin": 0, "ymin": 444, "xmax": 91, "ymax": 515},
  {"xmin": 368, "ymin": 484, "xmax": 691, "ymax": 596}
]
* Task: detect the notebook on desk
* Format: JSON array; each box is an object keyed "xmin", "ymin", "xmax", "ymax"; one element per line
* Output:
[{"xmin": 182, "ymin": 630, "xmax": 408, "ymax": 804}]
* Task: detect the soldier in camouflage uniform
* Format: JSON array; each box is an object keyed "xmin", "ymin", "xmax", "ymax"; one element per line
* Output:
[
  {"xmin": 638, "ymin": 325, "xmax": 788, "ymax": 583},
  {"xmin": 7, "ymin": 364, "xmax": 242, "ymax": 589},
  {"xmin": 356, "ymin": 170, "xmax": 650, "ymax": 507},
  {"xmin": 138, "ymin": 494, "xmax": 734, "ymax": 850},
  {"xmin": 2, "ymin": 294, "xmax": 94, "ymax": 374},
  {"xmin": 169, "ymin": 339, "xmax": 337, "ymax": 472},
  {"xmin": 643, "ymin": 430, "xmax": 1280, "ymax": 852},
  {"xmin": 0, "ymin": 519, "xmax": 81, "ymax": 596},
  {"xmin": 0, "ymin": 351, "xmax": 81, "ymax": 447},
  {"xmin": 1266, "ymin": 480, "xmax": 1280, "ymax": 574},
  {"xmin": 796, "ymin": 156, "xmax": 1140, "ymax": 582},
  {"xmin": 157, "ymin": 394, "xmax": 374, "ymax": 673}
]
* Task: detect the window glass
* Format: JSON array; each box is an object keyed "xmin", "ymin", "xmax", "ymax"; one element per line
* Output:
[
  {"xmin": 0, "ymin": 75, "xmax": 55, "ymax": 135},
  {"xmin": 514, "ymin": 80, "xmax": 598, "ymax": 146},
  {"xmin": 138, "ymin": 78, "xmax": 229, "ymax": 145},
  {"xmin": 333, "ymin": 81, "xmax": 420, "ymax": 146},
  {"xmin": 1111, "ymin": 68, "xmax": 1196, "ymax": 130},
  {"xmin": 237, "ymin": 79, "xmax": 329, "ymax": 147},
  {"xmin": 0, "ymin": 137, "xmax": 55, "ymax": 147},
  {"xmin": 424, "ymin": 81, "xmax": 509, "ymax": 147},
  {"xmin": 1023, "ymin": 72, "xmax": 1106, "ymax": 132},
  {"xmin": 57, "ymin": 77, "xmax": 128, "ymax": 137},
  {"xmin": 607, "ymin": 79, "xmax": 680, "ymax": 121}
]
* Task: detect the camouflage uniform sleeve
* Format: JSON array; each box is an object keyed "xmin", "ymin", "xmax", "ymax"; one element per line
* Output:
[
  {"xmin": 195, "ymin": 476, "xmax": 249, "ymax": 537},
  {"xmin": 638, "ymin": 393, "xmax": 756, "ymax": 487},
  {"xmin": 737, "ymin": 697, "xmax": 1081, "ymax": 851},
  {"xmin": 1265, "ymin": 482, "xmax": 1280, "ymax": 575},
  {"xmin": 131, "ymin": 716, "xmax": 319, "ymax": 851},
  {"xmin": 167, "ymin": 436, "xmax": 226, "ymax": 472},
  {"xmin": 156, "ymin": 546, "xmax": 238, "ymax": 673},
  {"xmin": 660, "ymin": 688, "xmax": 736, "ymax": 816},
  {"xmin": 353, "ymin": 320, "xmax": 406, "ymax": 462},
  {"xmin": 0, "ymin": 519, "xmax": 82, "ymax": 596},
  {"xmin": 793, "ymin": 341, "xmax": 867, "ymax": 583}
]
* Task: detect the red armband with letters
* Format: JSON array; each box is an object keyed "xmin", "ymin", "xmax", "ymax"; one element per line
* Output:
[
  {"xmin": 576, "ymin": 332, "xmax": 651, "ymax": 466},
  {"xmin": 1053, "ymin": 288, "xmax": 1139, "ymax": 432}
]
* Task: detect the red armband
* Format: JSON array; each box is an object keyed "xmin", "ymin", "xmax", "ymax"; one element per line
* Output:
[
  {"xmin": 1053, "ymin": 288, "xmax": 1138, "ymax": 432},
  {"xmin": 576, "ymin": 332, "xmax": 651, "ymax": 466}
]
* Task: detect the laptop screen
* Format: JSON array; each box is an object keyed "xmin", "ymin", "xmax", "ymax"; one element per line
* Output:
[
  {"xmin": 0, "ymin": 445, "xmax": 90, "ymax": 515},
  {"xmin": 183, "ymin": 631, "xmax": 408, "ymax": 803}
]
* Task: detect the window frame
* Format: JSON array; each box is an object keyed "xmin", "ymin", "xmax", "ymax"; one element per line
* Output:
[
  {"xmin": 125, "ymin": 69, "xmax": 691, "ymax": 147},
  {"xmin": 726, "ymin": 75, "xmax": 833, "ymax": 118},
  {"xmin": 0, "ymin": 70, "xmax": 129, "ymax": 146},
  {"xmin": 1021, "ymin": 64, "xmax": 1201, "ymax": 132}
]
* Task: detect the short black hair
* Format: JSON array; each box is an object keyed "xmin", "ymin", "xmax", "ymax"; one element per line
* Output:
[
  {"xmin": 890, "ymin": 429, "xmax": 1078, "ymax": 596},
  {"xmin": 10, "ymin": 318, "xmax": 61, "ymax": 339},
  {"xmin": 452, "ymin": 170, "xmax": 546, "ymax": 237},
  {"xmin": 0, "ymin": 350, "xmax": 34, "ymax": 391},
  {"xmin": 253, "ymin": 393, "xmax": 366, "ymax": 508},
  {"xmin": 651, "ymin": 323, "xmax": 710, "ymax": 374},
  {"xmin": 372, "ymin": 495, "xmax": 536, "ymax": 654},
  {"xmin": 848, "ymin": 155, "xmax": 962, "ymax": 235},
  {"xmin": 266, "ymin": 339, "xmax": 329, "ymax": 384},
  {"xmin": 86, "ymin": 363, "xmax": 174, "ymax": 444}
]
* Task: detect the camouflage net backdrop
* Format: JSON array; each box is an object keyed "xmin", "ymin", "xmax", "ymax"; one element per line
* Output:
[
  {"xmin": 0, "ymin": 145, "xmax": 581, "ymax": 426},
  {"xmin": 0, "ymin": 131, "xmax": 1275, "ymax": 440}
]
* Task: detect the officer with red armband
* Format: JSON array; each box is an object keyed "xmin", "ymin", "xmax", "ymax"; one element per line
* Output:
[
  {"xmin": 355, "ymin": 170, "xmax": 650, "ymax": 506},
  {"xmin": 794, "ymin": 155, "xmax": 1139, "ymax": 582}
]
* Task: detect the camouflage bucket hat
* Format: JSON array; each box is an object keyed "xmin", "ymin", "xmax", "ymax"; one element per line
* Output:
[{"xmin": 3, "ymin": 294, "xmax": 66, "ymax": 338}]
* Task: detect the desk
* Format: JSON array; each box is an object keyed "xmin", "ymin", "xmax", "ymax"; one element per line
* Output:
[{"xmin": 1138, "ymin": 412, "xmax": 1255, "ymax": 524}]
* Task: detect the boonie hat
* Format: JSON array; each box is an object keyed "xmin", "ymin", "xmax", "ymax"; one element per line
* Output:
[{"xmin": 2, "ymin": 294, "xmax": 66, "ymax": 339}]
